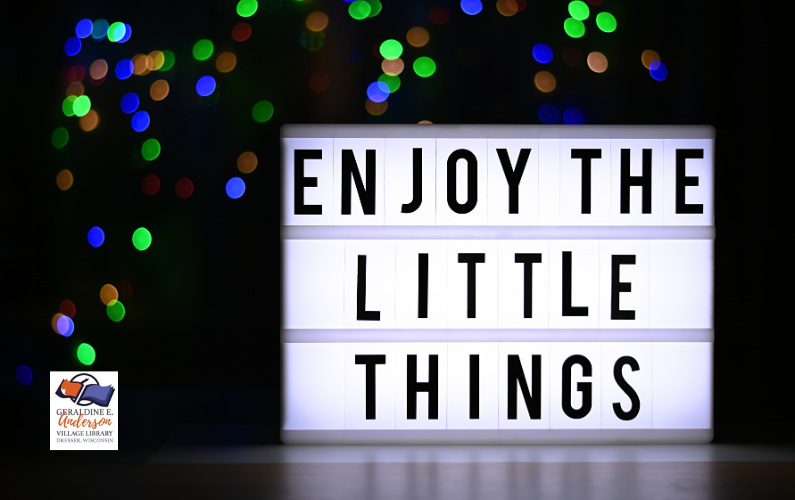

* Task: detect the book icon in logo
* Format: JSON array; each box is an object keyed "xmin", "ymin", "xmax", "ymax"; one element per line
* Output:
[{"xmin": 54, "ymin": 373, "xmax": 115, "ymax": 407}]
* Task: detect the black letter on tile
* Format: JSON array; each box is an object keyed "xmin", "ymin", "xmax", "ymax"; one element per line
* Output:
[
  {"xmin": 507, "ymin": 354, "xmax": 541, "ymax": 419},
  {"xmin": 355, "ymin": 354, "xmax": 386, "ymax": 420},
  {"xmin": 458, "ymin": 253, "xmax": 486, "ymax": 318},
  {"xmin": 497, "ymin": 148, "xmax": 531, "ymax": 214},
  {"xmin": 571, "ymin": 149, "xmax": 601, "ymax": 214},
  {"xmin": 620, "ymin": 148, "xmax": 652, "ymax": 214},
  {"xmin": 611, "ymin": 255, "xmax": 636, "ymax": 320},
  {"xmin": 418, "ymin": 253, "xmax": 429, "ymax": 319},
  {"xmin": 342, "ymin": 149, "xmax": 376, "ymax": 215},
  {"xmin": 676, "ymin": 149, "xmax": 704, "ymax": 214},
  {"xmin": 515, "ymin": 253, "xmax": 542, "ymax": 318},
  {"xmin": 562, "ymin": 355, "xmax": 592, "ymax": 419},
  {"xmin": 407, "ymin": 355, "xmax": 439, "ymax": 420},
  {"xmin": 447, "ymin": 149, "xmax": 478, "ymax": 214},
  {"xmin": 562, "ymin": 251, "xmax": 588, "ymax": 316},
  {"xmin": 294, "ymin": 150, "xmax": 323, "ymax": 215},
  {"xmin": 613, "ymin": 356, "xmax": 641, "ymax": 421},
  {"xmin": 470, "ymin": 354, "xmax": 479, "ymax": 419},
  {"xmin": 357, "ymin": 255, "xmax": 380, "ymax": 321},
  {"xmin": 402, "ymin": 148, "xmax": 423, "ymax": 214}
]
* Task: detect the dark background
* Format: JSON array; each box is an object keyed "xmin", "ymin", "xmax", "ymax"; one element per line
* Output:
[{"xmin": 3, "ymin": 0, "xmax": 791, "ymax": 461}]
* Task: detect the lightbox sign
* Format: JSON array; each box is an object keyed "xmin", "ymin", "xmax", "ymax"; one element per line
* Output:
[{"xmin": 280, "ymin": 125, "xmax": 714, "ymax": 444}]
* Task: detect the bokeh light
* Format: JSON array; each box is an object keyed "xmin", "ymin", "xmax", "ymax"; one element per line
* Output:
[
  {"xmin": 365, "ymin": 98, "xmax": 388, "ymax": 116},
  {"xmin": 176, "ymin": 178, "xmax": 195, "ymax": 199},
  {"xmin": 641, "ymin": 50, "xmax": 660, "ymax": 69},
  {"xmin": 56, "ymin": 170, "xmax": 74, "ymax": 191},
  {"xmin": 216, "ymin": 52, "xmax": 237, "ymax": 73},
  {"xmin": 367, "ymin": 0, "xmax": 382, "ymax": 17},
  {"xmin": 196, "ymin": 76, "xmax": 217, "ymax": 96},
  {"xmin": 132, "ymin": 228, "xmax": 152, "ymax": 251},
  {"xmin": 150, "ymin": 80, "xmax": 170, "ymax": 101},
  {"xmin": 148, "ymin": 51, "xmax": 165, "ymax": 71},
  {"xmin": 79, "ymin": 110, "xmax": 99, "ymax": 131},
  {"xmin": 564, "ymin": 18, "xmax": 585, "ymax": 38},
  {"xmin": 66, "ymin": 80, "xmax": 83, "ymax": 95},
  {"xmin": 309, "ymin": 71, "xmax": 330, "ymax": 91},
  {"xmin": 460, "ymin": 0, "xmax": 483, "ymax": 15},
  {"xmin": 51, "ymin": 128, "xmax": 69, "ymax": 149},
  {"xmin": 142, "ymin": 139, "xmax": 161, "ymax": 161},
  {"xmin": 121, "ymin": 93, "xmax": 139, "ymax": 113},
  {"xmin": 252, "ymin": 100, "xmax": 274, "ymax": 122},
  {"xmin": 57, "ymin": 316, "xmax": 74, "ymax": 337},
  {"xmin": 160, "ymin": 50, "xmax": 176, "ymax": 71},
  {"xmin": 413, "ymin": 57, "xmax": 437, "ymax": 77},
  {"xmin": 496, "ymin": 0, "xmax": 518, "ymax": 17},
  {"xmin": 64, "ymin": 37, "xmax": 81, "ymax": 56},
  {"xmin": 380, "ymin": 39, "xmax": 403, "ymax": 60},
  {"xmin": 117, "ymin": 279, "xmax": 133, "ymax": 300},
  {"xmin": 77, "ymin": 343, "xmax": 96, "ymax": 365},
  {"xmin": 564, "ymin": 108, "xmax": 585, "ymax": 125},
  {"xmin": 133, "ymin": 54, "xmax": 150, "ymax": 75},
  {"xmin": 237, "ymin": 0, "xmax": 258, "ymax": 17},
  {"xmin": 418, "ymin": 120, "xmax": 432, "ymax": 124},
  {"xmin": 88, "ymin": 227, "xmax": 105, "ymax": 248},
  {"xmin": 62, "ymin": 95, "xmax": 77, "ymax": 116},
  {"xmin": 587, "ymin": 52, "xmax": 608, "ymax": 73},
  {"xmin": 534, "ymin": 71, "xmax": 556, "ymax": 92},
  {"xmin": 596, "ymin": 12, "xmax": 617, "ymax": 32},
  {"xmin": 60, "ymin": 299, "xmax": 76, "ymax": 318},
  {"xmin": 237, "ymin": 151, "xmax": 258, "ymax": 173},
  {"xmin": 142, "ymin": 174, "xmax": 161, "ymax": 195},
  {"xmin": 91, "ymin": 19, "xmax": 109, "ymax": 40},
  {"xmin": 407, "ymin": 27, "xmax": 429, "ymax": 48},
  {"xmin": 16, "ymin": 365, "xmax": 32, "ymax": 386},
  {"xmin": 115, "ymin": 59, "xmax": 134, "ymax": 79},
  {"xmin": 306, "ymin": 12, "xmax": 329, "ymax": 31},
  {"xmin": 532, "ymin": 44, "xmax": 553, "ymax": 64},
  {"xmin": 100, "ymin": 284, "xmax": 119, "ymax": 306},
  {"xmin": 51, "ymin": 313, "xmax": 64, "ymax": 334},
  {"xmin": 349, "ymin": 0, "xmax": 371, "ymax": 20},
  {"xmin": 429, "ymin": 6, "xmax": 450, "ymax": 25},
  {"xmin": 539, "ymin": 103, "xmax": 560, "ymax": 124},
  {"xmin": 131, "ymin": 111, "xmax": 150, "ymax": 132},
  {"xmin": 378, "ymin": 74, "xmax": 401, "ymax": 93},
  {"xmin": 563, "ymin": 47, "xmax": 583, "ymax": 67},
  {"xmin": 232, "ymin": 22, "xmax": 252, "ymax": 42},
  {"xmin": 73, "ymin": 95, "xmax": 91, "ymax": 118},
  {"xmin": 226, "ymin": 177, "xmax": 246, "ymax": 199},
  {"xmin": 76, "ymin": 19, "xmax": 93, "ymax": 38},
  {"xmin": 367, "ymin": 81, "xmax": 390, "ymax": 103},
  {"xmin": 193, "ymin": 39, "xmax": 214, "ymax": 61},
  {"xmin": 107, "ymin": 22, "xmax": 126, "ymax": 42},
  {"xmin": 117, "ymin": 24, "xmax": 132, "ymax": 43},
  {"xmin": 299, "ymin": 30, "xmax": 326, "ymax": 51},
  {"xmin": 568, "ymin": 1, "xmax": 589, "ymax": 20},
  {"xmin": 649, "ymin": 61, "xmax": 668, "ymax": 81},
  {"xmin": 382, "ymin": 58, "xmax": 404, "ymax": 76},
  {"xmin": 61, "ymin": 65, "xmax": 85, "ymax": 85}
]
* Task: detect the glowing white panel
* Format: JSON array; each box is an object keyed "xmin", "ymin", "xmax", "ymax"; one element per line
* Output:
[
  {"xmin": 653, "ymin": 342, "xmax": 712, "ymax": 429},
  {"xmin": 447, "ymin": 343, "xmax": 499, "ymax": 429},
  {"xmin": 447, "ymin": 240, "xmax": 499, "ymax": 328},
  {"xmin": 498, "ymin": 240, "xmax": 550, "ymax": 328},
  {"xmin": 487, "ymin": 139, "xmax": 539, "ymax": 225},
  {"xmin": 538, "ymin": 139, "xmax": 560, "ymax": 225},
  {"xmin": 283, "ymin": 343, "xmax": 344, "ymax": 429},
  {"xmin": 282, "ymin": 138, "xmax": 334, "ymax": 225},
  {"xmin": 663, "ymin": 139, "xmax": 714, "ymax": 226},
  {"xmin": 344, "ymin": 343, "xmax": 396, "ymax": 429},
  {"xmin": 600, "ymin": 343, "xmax": 653, "ymax": 429},
  {"xmin": 498, "ymin": 342, "xmax": 550, "ymax": 429},
  {"xmin": 394, "ymin": 240, "xmax": 448, "ymax": 328},
  {"xmin": 609, "ymin": 140, "xmax": 664, "ymax": 225},
  {"xmin": 550, "ymin": 342, "xmax": 601, "ymax": 429},
  {"xmin": 649, "ymin": 240, "xmax": 713, "ymax": 328},
  {"xmin": 333, "ymin": 138, "xmax": 385, "ymax": 225},
  {"xmin": 559, "ymin": 140, "xmax": 611, "ymax": 225},
  {"xmin": 283, "ymin": 239, "xmax": 344, "ymax": 329},
  {"xmin": 384, "ymin": 139, "xmax": 436, "ymax": 225},
  {"xmin": 598, "ymin": 240, "xmax": 650, "ymax": 329},
  {"xmin": 343, "ymin": 240, "xmax": 396, "ymax": 329},
  {"xmin": 548, "ymin": 240, "xmax": 599, "ymax": 328},
  {"xmin": 394, "ymin": 343, "xmax": 448, "ymax": 429},
  {"xmin": 436, "ymin": 139, "xmax": 488, "ymax": 225}
]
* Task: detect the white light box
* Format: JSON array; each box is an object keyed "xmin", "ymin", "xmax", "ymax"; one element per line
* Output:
[{"xmin": 281, "ymin": 125, "xmax": 715, "ymax": 444}]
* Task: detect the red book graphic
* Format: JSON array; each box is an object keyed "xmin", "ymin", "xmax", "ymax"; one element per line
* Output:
[{"xmin": 55, "ymin": 377, "xmax": 115, "ymax": 407}]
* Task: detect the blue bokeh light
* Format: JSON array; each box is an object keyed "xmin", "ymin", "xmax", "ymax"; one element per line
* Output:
[
  {"xmin": 649, "ymin": 61, "xmax": 668, "ymax": 81},
  {"xmin": 196, "ymin": 76, "xmax": 217, "ymax": 96},
  {"xmin": 532, "ymin": 44, "xmax": 553, "ymax": 64},
  {"xmin": 538, "ymin": 103, "xmax": 560, "ymax": 124},
  {"xmin": 16, "ymin": 365, "xmax": 32, "ymax": 385},
  {"xmin": 64, "ymin": 37, "xmax": 81, "ymax": 56},
  {"xmin": 92, "ymin": 19, "xmax": 109, "ymax": 40},
  {"xmin": 115, "ymin": 59, "xmax": 133, "ymax": 80},
  {"xmin": 88, "ymin": 226, "xmax": 105, "ymax": 248},
  {"xmin": 117, "ymin": 24, "xmax": 132, "ymax": 43},
  {"xmin": 563, "ymin": 108, "xmax": 585, "ymax": 125},
  {"xmin": 131, "ymin": 111, "xmax": 150, "ymax": 132},
  {"xmin": 120, "ymin": 93, "xmax": 139, "ymax": 114},
  {"xmin": 366, "ymin": 81, "xmax": 390, "ymax": 103},
  {"xmin": 75, "ymin": 19, "xmax": 93, "ymax": 39},
  {"xmin": 226, "ymin": 177, "xmax": 246, "ymax": 199},
  {"xmin": 461, "ymin": 0, "xmax": 483, "ymax": 15},
  {"xmin": 57, "ymin": 316, "xmax": 75, "ymax": 337}
]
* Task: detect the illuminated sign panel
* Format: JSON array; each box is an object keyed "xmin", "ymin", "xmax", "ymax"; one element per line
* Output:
[{"xmin": 281, "ymin": 125, "xmax": 714, "ymax": 443}]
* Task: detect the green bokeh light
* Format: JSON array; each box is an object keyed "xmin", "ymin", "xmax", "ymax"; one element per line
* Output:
[
  {"xmin": 62, "ymin": 95, "xmax": 77, "ymax": 117},
  {"xmin": 193, "ymin": 39, "xmax": 214, "ymax": 61},
  {"xmin": 252, "ymin": 100, "xmax": 274, "ymax": 122},
  {"xmin": 349, "ymin": 0, "xmax": 371, "ymax": 20},
  {"xmin": 413, "ymin": 56, "xmax": 437, "ymax": 78},
  {"xmin": 564, "ymin": 18, "xmax": 585, "ymax": 38},
  {"xmin": 378, "ymin": 74, "xmax": 401, "ymax": 93},
  {"xmin": 141, "ymin": 139, "xmax": 161, "ymax": 161},
  {"xmin": 77, "ymin": 343, "xmax": 96, "ymax": 366},
  {"xmin": 73, "ymin": 95, "xmax": 91, "ymax": 117},
  {"xmin": 367, "ymin": 0, "xmax": 382, "ymax": 17},
  {"xmin": 107, "ymin": 300, "xmax": 126, "ymax": 322},
  {"xmin": 160, "ymin": 50, "xmax": 176, "ymax": 71},
  {"xmin": 132, "ymin": 227, "xmax": 152, "ymax": 251},
  {"xmin": 568, "ymin": 1, "xmax": 589, "ymax": 21},
  {"xmin": 380, "ymin": 39, "xmax": 403, "ymax": 60},
  {"xmin": 107, "ymin": 22, "xmax": 126, "ymax": 42},
  {"xmin": 596, "ymin": 12, "xmax": 617, "ymax": 32},
  {"xmin": 51, "ymin": 127, "xmax": 69, "ymax": 149},
  {"xmin": 237, "ymin": 0, "xmax": 258, "ymax": 17}
]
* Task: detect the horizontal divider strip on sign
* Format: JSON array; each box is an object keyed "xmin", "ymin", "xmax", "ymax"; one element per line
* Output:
[
  {"xmin": 282, "ymin": 226, "xmax": 715, "ymax": 240},
  {"xmin": 281, "ymin": 329, "xmax": 714, "ymax": 343}
]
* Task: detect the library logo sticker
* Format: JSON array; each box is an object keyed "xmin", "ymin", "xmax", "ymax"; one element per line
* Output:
[{"xmin": 50, "ymin": 371, "xmax": 118, "ymax": 450}]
